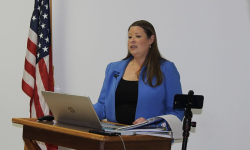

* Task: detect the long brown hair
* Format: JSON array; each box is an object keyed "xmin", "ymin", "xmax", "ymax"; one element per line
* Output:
[{"xmin": 123, "ymin": 20, "xmax": 166, "ymax": 87}]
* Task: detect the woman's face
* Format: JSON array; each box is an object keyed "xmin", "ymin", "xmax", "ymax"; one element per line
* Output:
[{"xmin": 128, "ymin": 26, "xmax": 154, "ymax": 59}]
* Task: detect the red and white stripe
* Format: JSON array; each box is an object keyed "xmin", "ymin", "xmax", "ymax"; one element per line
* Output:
[
  {"xmin": 22, "ymin": 27, "xmax": 53, "ymax": 118},
  {"xmin": 22, "ymin": 27, "xmax": 57, "ymax": 150}
]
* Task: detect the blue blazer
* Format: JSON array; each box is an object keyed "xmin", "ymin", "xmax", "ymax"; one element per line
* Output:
[{"xmin": 94, "ymin": 57, "xmax": 184, "ymax": 123}]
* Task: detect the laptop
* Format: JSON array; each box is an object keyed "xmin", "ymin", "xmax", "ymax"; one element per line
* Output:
[{"xmin": 41, "ymin": 91, "xmax": 124, "ymax": 130}]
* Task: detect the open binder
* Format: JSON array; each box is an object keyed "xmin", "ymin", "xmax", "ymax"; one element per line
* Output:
[{"xmin": 106, "ymin": 114, "xmax": 182, "ymax": 139}]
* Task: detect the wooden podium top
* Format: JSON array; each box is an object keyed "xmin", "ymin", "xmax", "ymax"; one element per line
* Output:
[{"xmin": 13, "ymin": 118, "xmax": 172, "ymax": 150}]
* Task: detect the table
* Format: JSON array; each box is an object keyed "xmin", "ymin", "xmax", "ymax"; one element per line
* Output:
[{"xmin": 12, "ymin": 118, "xmax": 172, "ymax": 150}]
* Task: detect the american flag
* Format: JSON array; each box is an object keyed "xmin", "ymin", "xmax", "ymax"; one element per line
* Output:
[
  {"xmin": 22, "ymin": 1, "xmax": 57, "ymax": 149},
  {"xmin": 22, "ymin": 0, "xmax": 53, "ymax": 117}
]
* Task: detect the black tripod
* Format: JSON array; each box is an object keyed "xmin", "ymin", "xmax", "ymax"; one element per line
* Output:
[
  {"xmin": 181, "ymin": 90, "xmax": 196, "ymax": 150},
  {"xmin": 174, "ymin": 90, "xmax": 204, "ymax": 150}
]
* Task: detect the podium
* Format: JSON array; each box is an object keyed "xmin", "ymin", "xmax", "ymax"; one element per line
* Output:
[{"xmin": 12, "ymin": 118, "xmax": 172, "ymax": 150}]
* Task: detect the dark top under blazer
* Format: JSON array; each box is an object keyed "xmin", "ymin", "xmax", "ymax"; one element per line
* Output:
[
  {"xmin": 115, "ymin": 78, "xmax": 138, "ymax": 124},
  {"xmin": 93, "ymin": 57, "xmax": 184, "ymax": 123}
]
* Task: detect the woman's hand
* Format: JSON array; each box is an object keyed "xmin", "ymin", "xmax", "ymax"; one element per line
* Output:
[{"xmin": 133, "ymin": 117, "xmax": 146, "ymax": 125}]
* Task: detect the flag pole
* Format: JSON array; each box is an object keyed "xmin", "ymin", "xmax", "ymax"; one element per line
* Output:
[
  {"xmin": 49, "ymin": 0, "xmax": 55, "ymax": 86},
  {"xmin": 50, "ymin": 0, "xmax": 52, "ymax": 43}
]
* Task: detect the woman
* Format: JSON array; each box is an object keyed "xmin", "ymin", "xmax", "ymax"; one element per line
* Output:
[{"xmin": 94, "ymin": 20, "xmax": 184, "ymax": 125}]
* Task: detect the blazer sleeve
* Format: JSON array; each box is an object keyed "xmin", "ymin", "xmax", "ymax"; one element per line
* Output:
[
  {"xmin": 163, "ymin": 62, "xmax": 185, "ymax": 121},
  {"xmin": 93, "ymin": 63, "xmax": 111, "ymax": 120}
]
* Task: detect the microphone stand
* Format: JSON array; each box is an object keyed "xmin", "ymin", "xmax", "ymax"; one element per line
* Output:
[{"xmin": 182, "ymin": 90, "xmax": 196, "ymax": 150}]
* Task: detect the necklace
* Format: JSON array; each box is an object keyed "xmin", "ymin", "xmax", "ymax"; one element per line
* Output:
[{"xmin": 131, "ymin": 59, "xmax": 140, "ymax": 74}]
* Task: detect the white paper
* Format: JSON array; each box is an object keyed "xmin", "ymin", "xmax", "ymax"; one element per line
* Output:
[
  {"xmin": 159, "ymin": 115, "xmax": 183, "ymax": 139},
  {"xmin": 135, "ymin": 132, "xmax": 172, "ymax": 138}
]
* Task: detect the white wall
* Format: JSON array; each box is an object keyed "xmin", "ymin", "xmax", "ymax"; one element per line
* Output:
[
  {"xmin": 52, "ymin": 0, "xmax": 250, "ymax": 150},
  {"xmin": 0, "ymin": 0, "xmax": 33, "ymax": 149},
  {"xmin": 1, "ymin": 0, "xmax": 250, "ymax": 150}
]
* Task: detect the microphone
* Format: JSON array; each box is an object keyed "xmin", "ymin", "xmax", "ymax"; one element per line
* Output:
[{"xmin": 114, "ymin": 74, "xmax": 119, "ymax": 78}]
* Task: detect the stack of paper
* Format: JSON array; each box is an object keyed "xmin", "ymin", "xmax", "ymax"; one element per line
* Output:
[{"xmin": 114, "ymin": 115, "xmax": 183, "ymax": 139}]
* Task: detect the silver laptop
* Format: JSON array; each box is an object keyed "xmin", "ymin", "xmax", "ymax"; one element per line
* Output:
[{"xmin": 41, "ymin": 91, "xmax": 123, "ymax": 130}]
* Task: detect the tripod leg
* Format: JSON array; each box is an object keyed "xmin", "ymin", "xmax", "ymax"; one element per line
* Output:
[{"xmin": 182, "ymin": 131, "xmax": 189, "ymax": 150}]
